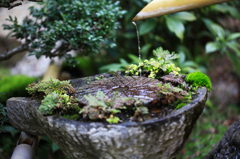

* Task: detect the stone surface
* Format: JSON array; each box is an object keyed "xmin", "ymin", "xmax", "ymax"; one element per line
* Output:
[
  {"xmin": 75, "ymin": 76, "xmax": 162, "ymax": 104},
  {"xmin": 6, "ymin": 74, "xmax": 208, "ymax": 159},
  {"xmin": 205, "ymin": 118, "xmax": 240, "ymax": 159}
]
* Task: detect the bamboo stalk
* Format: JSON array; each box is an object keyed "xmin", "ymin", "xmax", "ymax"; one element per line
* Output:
[{"xmin": 133, "ymin": 0, "xmax": 233, "ymax": 21}]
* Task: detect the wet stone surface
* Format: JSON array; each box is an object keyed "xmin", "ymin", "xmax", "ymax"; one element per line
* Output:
[{"xmin": 75, "ymin": 76, "xmax": 162, "ymax": 104}]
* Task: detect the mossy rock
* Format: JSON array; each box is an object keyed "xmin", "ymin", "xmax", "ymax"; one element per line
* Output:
[
  {"xmin": 185, "ymin": 72, "xmax": 212, "ymax": 91},
  {"xmin": 6, "ymin": 73, "xmax": 208, "ymax": 159}
]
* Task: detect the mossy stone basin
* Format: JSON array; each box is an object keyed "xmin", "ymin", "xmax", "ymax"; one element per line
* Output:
[{"xmin": 6, "ymin": 73, "xmax": 208, "ymax": 159}]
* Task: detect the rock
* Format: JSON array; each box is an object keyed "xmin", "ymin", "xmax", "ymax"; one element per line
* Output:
[
  {"xmin": 75, "ymin": 76, "xmax": 162, "ymax": 104},
  {"xmin": 7, "ymin": 74, "xmax": 208, "ymax": 159}
]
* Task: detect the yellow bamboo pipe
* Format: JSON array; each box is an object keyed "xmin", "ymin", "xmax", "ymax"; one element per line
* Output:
[{"xmin": 133, "ymin": 0, "xmax": 233, "ymax": 21}]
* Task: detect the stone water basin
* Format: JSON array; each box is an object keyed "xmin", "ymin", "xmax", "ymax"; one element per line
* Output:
[{"xmin": 6, "ymin": 73, "xmax": 208, "ymax": 159}]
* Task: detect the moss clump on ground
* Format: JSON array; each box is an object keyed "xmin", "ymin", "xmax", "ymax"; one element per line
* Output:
[
  {"xmin": 185, "ymin": 72, "xmax": 212, "ymax": 91},
  {"xmin": 0, "ymin": 75, "xmax": 37, "ymax": 103}
]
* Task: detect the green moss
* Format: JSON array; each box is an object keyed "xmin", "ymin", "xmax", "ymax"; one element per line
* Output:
[
  {"xmin": 27, "ymin": 78, "xmax": 80, "ymax": 117},
  {"xmin": 185, "ymin": 72, "xmax": 212, "ymax": 91},
  {"xmin": 38, "ymin": 92, "xmax": 59, "ymax": 115},
  {"xmin": 26, "ymin": 77, "xmax": 75, "ymax": 99},
  {"xmin": 0, "ymin": 75, "xmax": 37, "ymax": 103}
]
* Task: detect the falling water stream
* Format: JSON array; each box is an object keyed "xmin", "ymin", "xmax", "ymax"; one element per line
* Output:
[{"xmin": 132, "ymin": 22, "xmax": 142, "ymax": 78}]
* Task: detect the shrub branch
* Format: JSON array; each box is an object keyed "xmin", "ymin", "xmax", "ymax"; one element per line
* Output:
[
  {"xmin": 0, "ymin": 42, "xmax": 29, "ymax": 61},
  {"xmin": 0, "ymin": 0, "xmax": 42, "ymax": 10}
]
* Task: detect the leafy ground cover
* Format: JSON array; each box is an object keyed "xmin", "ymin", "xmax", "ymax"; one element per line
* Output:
[{"xmin": 177, "ymin": 103, "xmax": 240, "ymax": 158}]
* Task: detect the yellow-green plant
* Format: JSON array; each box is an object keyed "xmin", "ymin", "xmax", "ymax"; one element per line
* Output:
[{"xmin": 125, "ymin": 47, "xmax": 181, "ymax": 78}]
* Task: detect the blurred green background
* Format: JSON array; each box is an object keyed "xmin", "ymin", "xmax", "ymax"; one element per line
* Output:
[{"xmin": 1, "ymin": 0, "xmax": 240, "ymax": 158}]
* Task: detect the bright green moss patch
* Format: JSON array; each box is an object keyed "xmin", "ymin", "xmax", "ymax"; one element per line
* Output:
[
  {"xmin": 0, "ymin": 75, "xmax": 37, "ymax": 103},
  {"xmin": 185, "ymin": 72, "xmax": 212, "ymax": 91}
]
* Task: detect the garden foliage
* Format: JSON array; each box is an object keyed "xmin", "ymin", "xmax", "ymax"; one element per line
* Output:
[
  {"xmin": 99, "ymin": 1, "xmax": 240, "ymax": 77},
  {"xmin": 1, "ymin": 0, "xmax": 240, "ymax": 158},
  {"xmin": 3, "ymin": 0, "xmax": 126, "ymax": 66}
]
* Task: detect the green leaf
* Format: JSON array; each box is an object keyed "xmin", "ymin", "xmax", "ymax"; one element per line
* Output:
[
  {"xmin": 128, "ymin": 54, "xmax": 140, "ymax": 63},
  {"xmin": 227, "ymin": 42, "xmax": 240, "ymax": 57},
  {"xmin": 205, "ymin": 42, "xmax": 221, "ymax": 53},
  {"xmin": 52, "ymin": 142, "xmax": 60, "ymax": 153},
  {"xmin": 0, "ymin": 126, "xmax": 20, "ymax": 137},
  {"xmin": 227, "ymin": 33, "xmax": 240, "ymax": 41},
  {"xmin": 170, "ymin": 12, "xmax": 196, "ymax": 21},
  {"xmin": 120, "ymin": 58, "xmax": 128, "ymax": 66},
  {"xmin": 212, "ymin": 4, "xmax": 240, "ymax": 19},
  {"xmin": 212, "ymin": 4, "xmax": 229, "ymax": 13},
  {"xmin": 166, "ymin": 17, "xmax": 184, "ymax": 41},
  {"xmin": 141, "ymin": 44, "xmax": 152, "ymax": 59},
  {"xmin": 182, "ymin": 61, "xmax": 199, "ymax": 68},
  {"xmin": 203, "ymin": 18, "xmax": 225, "ymax": 39},
  {"xmin": 179, "ymin": 52, "xmax": 186, "ymax": 65},
  {"xmin": 99, "ymin": 63, "xmax": 125, "ymax": 72},
  {"xmin": 177, "ymin": 45, "xmax": 192, "ymax": 59},
  {"xmin": 139, "ymin": 20, "xmax": 157, "ymax": 36},
  {"xmin": 226, "ymin": 50, "xmax": 240, "ymax": 76}
]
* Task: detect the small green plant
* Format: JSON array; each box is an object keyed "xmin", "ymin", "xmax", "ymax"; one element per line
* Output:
[
  {"xmin": 80, "ymin": 91, "xmax": 148, "ymax": 123},
  {"xmin": 106, "ymin": 115, "xmax": 120, "ymax": 124},
  {"xmin": 125, "ymin": 47, "xmax": 181, "ymax": 78},
  {"xmin": 157, "ymin": 83, "xmax": 192, "ymax": 109},
  {"xmin": 94, "ymin": 76, "xmax": 103, "ymax": 80},
  {"xmin": 175, "ymin": 103, "xmax": 186, "ymax": 110},
  {"xmin": 0, "ymin": 102, "xmax": 8, "ymax": 133},
  {"xmin": 185, "ymin": 72, "xmax": 212, "ymax": 91},
  {"xmin": 38, "ymin": 91, "xmax": 80, "ymax": 116},
  {"xmin": 26, "ymin": 78, "xmax": 79, "ymax": 118},
  {"xmin": 204, "ymin": 18, "xmax": 240, "ymax": 77},
  {"xmin": 26, "ymin": 77, "xmax": 75, "ymax": 99}
]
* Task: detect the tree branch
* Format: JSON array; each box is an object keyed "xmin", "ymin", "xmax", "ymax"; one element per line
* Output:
[
  {"xmin": 0, "ymin": 0, "xmax": 42, "ymax": 10},
  {"xmin": 0, "ymin": 43, "xmax": 29, "ymax": 61}
]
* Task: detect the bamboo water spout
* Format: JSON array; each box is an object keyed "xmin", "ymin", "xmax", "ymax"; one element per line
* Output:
[{"xmin": 133, "ymin": 0, "xmax": 233, "ymax": 21}]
